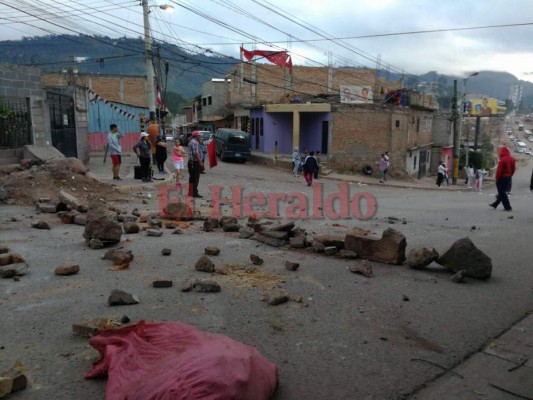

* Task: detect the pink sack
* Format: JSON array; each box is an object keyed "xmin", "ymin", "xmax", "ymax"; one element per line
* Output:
[{"xmin": 85, "ymin": 320, "xmax": 278, "ymax": 400}]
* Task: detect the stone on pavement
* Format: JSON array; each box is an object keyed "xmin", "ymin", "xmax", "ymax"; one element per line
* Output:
[
  {"xmin": 350, "ymin": 260, "xmax": 373, "ymax": 277},
  {"xmin": 239, "ymin": 227, "xmax": 255, "ymax": 239},
  {"xmin": 103, "ymin": 249, "xmax": 134, "ymax": 266},
  {"xmin": 266, "ymin": 290, "xmax": 289, "ymax": 305},
  {"xmin": 222, "ymin": 223, "xmax": 241, "ymax": 232},
  {"xmin": 406, "ymin": 247, "xmax": 439, "ymax": 269},
  {"xmin": 58, "ymin": 190, "xmax": 83, "ymax": 211},
  {"xmin": 54, "ymin": 264, "xmax": 80, "ymax": 276},
  {"xmin": 193, "ymin": 279, "xmax": 221, "ymax": 292},
  {"xmin": 122, "ymin": 221, "xmax": 140, "ymax": 234},
  {"xmin": 31, "ymin": 221, "xmax": 50, "ymax": 230},
  {"xmin": 146, "ymin": 229, "xmax": 163, "ymax": 237},
  {"xmin": 195, "ymin": 255, "xmax": 215, "ymax": 272},
  {"xmin": 269, "ymin": 221, "xmax": 295, "ymax": 232},
  {"xmin": 338, "ymin": 250, "xmax": 358, "ymax": 259},
  {"xmin": 88, "ymin": 238, "xmax": 104, "ymax": 249},
  {"xmin": 83, "ymin": 197, "xmax": 122, "ymax": 245},
  {"xmin": 0, "ymin": 361, "xmax": 27, "ymax": 397},
  {"xmin": 204, "ymin": 246, "xmax": 220, "ymax": 256},
  {"xmin": 324, "ymin": 246, "xmax": 338, "ymax": 255},
  {"xmin": 161, "ymin": 248, "xmax": 172, "ymax": 256},
  {"xmin": 313, "ymin": 234, "xmax": 345, "ymax": 249},
  {"xmin": 437, "ymin": 237, "xmax": 492, "ymax": 279},
  {"xmin": 153, "ymin": 280, "xmax": 173, "ymax": 288},
  {"xmin": 250, "ymin": 254, "xmax": 264, "ymax": 265},
  {"xmin": 285, "ymin": 261, "xmax": 300, "ymax": 271},
  {"xmin": 108, "ymin": 289, "xmax": 139, "ymax": 306},
  {"xmin": 289, "ymin": 236, "xmax": 306, "ymax": 248},
  {"xmin": 451, "ymin": 270, "xmax": 467, "ymax": 283},
  {"xmin": 36, "ymin": 203, "xmax": 57, "ymax": 213},
  {"xmin": 344, "ymin": 227, "xmax": 406, "ymax": 265}
]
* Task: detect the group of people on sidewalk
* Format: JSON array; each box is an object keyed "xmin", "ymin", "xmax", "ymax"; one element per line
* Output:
[
  {"xmin": 292, "ymin": 148, "xmax": 321, "ymax": 186},
  {"xmin": 106, "ymin": 123, "xmax": 206, "ymax": 198}
]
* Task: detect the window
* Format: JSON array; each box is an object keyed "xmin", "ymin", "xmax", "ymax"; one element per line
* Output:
[
  {"xmin": 260, "ymin": 118, "xmax": 264, "ymax": 136},
  {"xmin": 202, "ymin": 97, "xmax": 207, "ymax": 106},
  {"xmin": 208, "ymin": 96, "xmax": 212, "ymax": 105},
  {"xmin": 251, "ymin": 118, "xmax": 255, "ymax": 135},
  {"xmin": 395, "ymin": 120, "xmax": 400, "ymax": 128},
  {"xmin": 413, "ymin": 156, "xmax": 417, "ymax": 169}
]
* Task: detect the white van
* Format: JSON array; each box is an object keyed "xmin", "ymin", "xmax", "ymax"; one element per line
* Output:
[{"xmin": 516, "ymin": 141, "xmax": 527, "ymax": 152}]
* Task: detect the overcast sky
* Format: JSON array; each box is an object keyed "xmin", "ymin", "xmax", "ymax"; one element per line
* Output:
[{"xmin": 3, "ymin": 0, "xmax": 533, "ymax": 82}]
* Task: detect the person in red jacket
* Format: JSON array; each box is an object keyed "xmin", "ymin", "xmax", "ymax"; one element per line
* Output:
[{"xmin": 489, "ymin": 146, "xmax": 515, "ymax": 211}]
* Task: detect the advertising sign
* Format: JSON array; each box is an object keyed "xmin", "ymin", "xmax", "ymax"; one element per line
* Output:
[
  {"xmin": 340, "ymin": 85, "xmax": 373, "ymax": 104},
  {"xmin": 466, "ymin": 98, "xmax": 499, "ymax": 116}
]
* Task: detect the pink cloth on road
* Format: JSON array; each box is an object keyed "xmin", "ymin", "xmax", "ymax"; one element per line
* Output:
[{"xmin": 85, "ymin": 320, "xmax": 278, "ymax": 400}]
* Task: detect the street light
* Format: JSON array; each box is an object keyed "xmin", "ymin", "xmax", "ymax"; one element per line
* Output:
[
  {"xmin": 460, "ymin": 72, "xmax": 479, "ymax": 173},
  {"xmin": 141, "ymin": 1, "xmax": 174, "ymax": 121}
]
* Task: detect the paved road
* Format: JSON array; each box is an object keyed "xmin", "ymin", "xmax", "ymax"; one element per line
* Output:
[{"xmin": 0, "ymin": 155, "xmax": 532, "ymax": 399}]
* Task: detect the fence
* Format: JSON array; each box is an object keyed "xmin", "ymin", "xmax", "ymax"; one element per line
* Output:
[{"xmin": 0, "ymin": 97, "xmax": 32, "ymax": 148}]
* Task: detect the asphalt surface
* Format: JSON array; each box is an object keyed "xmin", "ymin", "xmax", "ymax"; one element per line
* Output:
[{"xmin": 0, "ymin": 153, "xmax": 532, "ymax": 400}]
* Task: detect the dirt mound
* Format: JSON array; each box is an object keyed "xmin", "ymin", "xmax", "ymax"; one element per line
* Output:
[{"xmin": 0, "ymin": 158, "xmax": 123, "ymax": 205}]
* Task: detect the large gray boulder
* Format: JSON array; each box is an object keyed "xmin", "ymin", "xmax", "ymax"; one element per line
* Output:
[
  {"xmin": 83, "ymin": 197, "xmax": 122, "ymax": 245},
  {"xmin": 437, "ymin": 238, "xmax": 492, "ymax": 279}
]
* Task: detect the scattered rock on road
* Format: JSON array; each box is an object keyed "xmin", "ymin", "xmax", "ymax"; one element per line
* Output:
[
  {"xmin": 161, "ymin": 248, "xmax": 172, "ymax": 256},
  {"xmin": 350, "ymin": 260, "xmax": 373, "ymax": 277},
  {"xmin": 31, "ymin": 221, "xmax": 50, "ymax": 230},
  {"xmin": 250, "ymin": 254, "xmax": 264, "ymax": 265},
  {"xmin": 123, "ymin": 221, "xmax": 140, "ymax": 234},
  {"xmin": 406, "ymin": 247, "xmax": 439, "ymax": 269},
  {"xmin": 451, "ymin": 270, "xmax": 467, "ymax": 283},
  {"xmin": 285, "ymin": 261, "xmax": 300, "ymax": 271},
  {"xmin": 204, "ymin": 246, "xmax": 220, "ymax": 256},
  {"xmin": 195, "ymin": 255, "xmax": 215, "ymax": 272},
  {"xmin": 0, "ymin": 361, "xmax": 28, "ymax": 397},
  {"xmin": 108, "ymin": 289, "xmax": 139, "ymax": 306},
  {"xmin": 146, "ymin": 229, "xmax": 163, "ymax": 237},
  {"xmin": 153, "ymin": 280, "xmax": 173, "ymax": 288},
  {"xmin": 437, "ymin": 237, "xmax": 492, "ymax": 279},
  {"xmin": 54, "ymin": 264, "xmax": 80, "ymax": 276},
  {"xmin": 193, "ymin": 279, "xmax": 221, "ymax": 292},
  {"xmin": 345, "ymin": 227, "xmax": 406, "ymax": 265}
]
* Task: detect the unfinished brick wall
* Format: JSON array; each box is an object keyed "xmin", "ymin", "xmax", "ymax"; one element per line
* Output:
[
  {"xmin": 229, "ymin": 64, "xmax": 378, "ymax": 106},
  {"xmin": 328, "ymin": 105, "xmax": 434, "ymax": 175},
  {"xmin": 41, "ymin": 73, "xmax": 147, "ymax": 107}
]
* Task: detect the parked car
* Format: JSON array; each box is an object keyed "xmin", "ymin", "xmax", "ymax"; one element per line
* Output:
[{"xmin": 214, "ymin": 128, "xmax": 251, "ymax": 162}]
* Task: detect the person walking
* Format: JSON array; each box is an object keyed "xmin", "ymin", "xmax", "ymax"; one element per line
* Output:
[
  {"xmin": 133, "ymin": 132, "xmax": 152, "ymax": 182},
  {"xmin": 489, "ymin": 146, "xmax": 515, "ymax": 211},
  {"xmin": 314, "ymin": 151, "xmax": 321, "ymax": 179},
  {"xmin": 172, "ymin": 138, "xmax": 186, "ymax": 188},
  {"xmin": 292, "ymin": 148, "xmax": 301, "ymax": 177},
  {"xmin": 383, "ymin": 152, "xmax": 390, "ymax": 181},
  {"xmin": 466, "ymin": 164, "xmax": 475, "ymax": 188},
  {"xmin": 436, "ymin": 161, "xmax": 446, "ymax": 187},
  {"xmin": 155, "ymin": 132, "xmax": 168, "ymax": 174},
  {"xmin": 476, "ymin": 168, "xmax": 486, "ymax": 192},
  {"xmin": 378, "ymin": 154, "xmax": 388, "ymax": 183},
  {"xmin": 106, "ymin": 124, "xmax": 124, "ymax": 180},
  {"xmin": 303, "ymin": 151, "xmax": 319, "ymax": 186},
  {"xmin": 187, "ymin": 131, "xmax": 204, "ymax": 198}
]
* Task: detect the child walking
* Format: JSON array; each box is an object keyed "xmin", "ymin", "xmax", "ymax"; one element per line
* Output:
[{"xmin": 172, "ymin": 138, "xmax": 186, "ymax": 188}]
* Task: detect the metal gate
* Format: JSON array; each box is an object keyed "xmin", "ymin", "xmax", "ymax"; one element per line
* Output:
[
  {"xmin": 418, "ymin": 149, "xmax": 427, "ymax": 179},
  {"xmin": 0, "ymin": 96, "xmax": 32, "ymax": 148},
  {"xmin": 47, "ymin": 92, "xmax": 77, "ymax": 157}
]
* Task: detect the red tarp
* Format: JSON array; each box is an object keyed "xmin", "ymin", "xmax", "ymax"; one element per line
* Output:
[
  {"xmin": 207, "ymin": 140, "xmax": 218, "ymax": 169},
  {"xmin": 240, "ymin": 46, "xmax": 292, "ymax": 73},
  {"xmin": 85, "ymin": 320, "xmax": 278, "ymax": 400}
]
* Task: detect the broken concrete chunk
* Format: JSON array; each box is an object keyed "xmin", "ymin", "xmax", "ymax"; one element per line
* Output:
[
  {"xmin": 406, "ymin": 247, "xmax": 439, "ymax": 269},
  {"xmin": 0, "ymin": 244, "xmax": 9, "ymax": 254},
  {"xmin": 266, "ymin": 290, "xmax": 289, "ymax": 306},
  {"xmin": 146, "ymin": 229, "xmax": 163, "ymax": 237},
  {"xmin": 222, "ymin": 223, "xmax": 241, "ymax": 232},
  {"xmin": 451, "ymin": 270, "xmax": 467, "ymax": 283},
  {"xmin": 312, "ymin": 241, "xmax": 326, "ymax": 253},
  {"xmin": 285, "ymin": 261, "xmax": 300, "ymax": 271},
  {"xmin": 88, "ymin": 238, "xmax": 104, "ymax": 249},
  {"xmin": 204, "ymin": 246, "xmax": 220, "ymax": 256},
  {"xmin": 239, "ymin": 227, "xmax": 255, "ymax": 239},
  {"xmin": 193, "ymin": 279, "xmax": 221, "ymax": 293},
  {"xmin": 313, "ymin": 234, "xmax": 345, "ymax": 249},
  {"xmin": 250, "ymin": 254, "xmax": 264, "ymax": 265},
  {"xmin": 54, "ymin": 264, "xmax": 80, "ymax": 276},
  {"xmin": 203, "ymin": 220, "xmax": 214, "ymax": 232},
  {"xmin": 31, "ymin": 220, "xmax": 50, "ymax": 230},
  {"xmin": 180, "ymin": 280, "xmax": 194, "ymax": 292},
  {"xmin": 219, "ymin": 216, "xmax": 237, "ymax": 227},
  {"xmin": 123, "ymin": 221, "xmax": 140, "ymax": 234},
  {"xmin": 195, "ymin": 255, "xmax": 215, "ymax": 272},
  {"xmin": 338, "ymin": 250, "xmax": 358, "ymax": 259},
  {"xmin": 268, "ymin": 221, "xmax": 295, "ymax": 232},
  {"xmin": 161, "ymin": 248, "xmax": 172, "ymax": 256},
  {"xmin": 83, "ymin": 196, "xmax": 122, "ymax": 244},
  {"xmin": 289, "ymin": 236, "xmax": 306, "ymax": 249},
  {"xmin": 103, "ymin": 249, "xmax": 134, "ymax": 266},
  {"xmin": 437, "ymin": 238, "xmax": 492, "ymax": 279},
  {"xmin": 73, "ymin": 214, "xmax": 87, "ymax": 226},
  {"xmin": 324, "ymin": 246, "xmax": 337, "ymax": 256},
  {"xmin": 0, "ymin": 361, "xmax": 27, "ymax": 397},
  {"xmin": 344, "ymin": 227, "xmax": 406, "ymax": 265},
  {"xmin": 36, "ymin": 203, "xmax": 57, "ymax": 213},
  {"xmin": 350, "ymin": 260, "xmax": 373, "ymax": 277},
  {"xmin": 108, "ymin": 289, "xmax": 139, "ymax": 306}
]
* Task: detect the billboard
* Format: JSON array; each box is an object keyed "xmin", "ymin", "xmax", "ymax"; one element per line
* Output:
[
  {"xmin": 340, "ymin": 85, "xmax": 373, "ymax": 104},
  {"xmin": 465, "ymin": 98, "xmax": 504, "ymax": 116}
]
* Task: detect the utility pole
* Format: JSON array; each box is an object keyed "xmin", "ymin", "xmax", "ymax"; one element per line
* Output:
[
  {"xmin": 142, "ymin": 0, "xmax": 157, "ymax": 122},
  {"xmin": 452, "ymin": 79, "xmax": 459, "ymax": 184}
]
